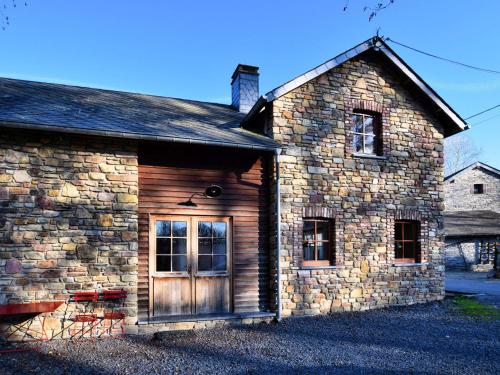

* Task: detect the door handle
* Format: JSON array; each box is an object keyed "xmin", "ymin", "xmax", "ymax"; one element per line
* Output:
[{"xmin": 187, "ymin": 264, "xmax": 192, "ymax": 274}]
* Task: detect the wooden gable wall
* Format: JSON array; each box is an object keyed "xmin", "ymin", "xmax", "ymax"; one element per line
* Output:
[{"xmin": 137, "ymin": 143, "xmax": 271, "ymax": 320}]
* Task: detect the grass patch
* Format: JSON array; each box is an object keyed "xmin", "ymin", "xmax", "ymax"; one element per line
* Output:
[{"xmin": 453, "ymin": 296, "xmax": 500, "ymax": 319}]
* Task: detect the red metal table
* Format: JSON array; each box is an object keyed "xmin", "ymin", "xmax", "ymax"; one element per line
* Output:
[{"xmin": 0, "ymin": 301, "xmax": 64, "ymax": 352}]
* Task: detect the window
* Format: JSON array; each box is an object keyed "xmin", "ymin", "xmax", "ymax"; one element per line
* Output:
[
  {"xmin": 473, "ymin": 184, "xmax": 484, "ymax": 194},
  {"xmin": 155, "ymin": 220, "xmax": 188, "ymax": 272},
  {"xmin": 198, "ymin": 221, "xmax": 228, "ymax": 272},
  {"xmin": 352, "ymin": 112, "xmax": 381, "ymax": 155},
  {"xmin": 303, "ymin": 219, "xmax": 334, "ymax": 266},
  {"xmin": 394, "ymin": 220, "xmax": 420, "ymax": 263}
]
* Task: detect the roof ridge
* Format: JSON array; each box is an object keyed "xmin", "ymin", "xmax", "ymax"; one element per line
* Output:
[
  {"xmin": 243, "ymin": 35, "xmax": 466, "ymax": 136},
  {"xmin": 445, "ymin": 160, "xmax": 500, "ymax": 180}
]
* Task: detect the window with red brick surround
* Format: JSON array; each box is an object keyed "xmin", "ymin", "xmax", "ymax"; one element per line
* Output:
[
  {"xmin": 303, "ymin": 219, "xmax": 335, "ymax": 266},
  {"xmin": 394, "ymin": 220, "xmax": 421, "ymax": 263},
  {"xmin": 352, "ymin": 111, "xmax": 382, "ymax": 156}
]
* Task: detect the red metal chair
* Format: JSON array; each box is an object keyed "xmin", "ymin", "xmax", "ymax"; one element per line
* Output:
[
  {"xmin": 69, "ymin": 292, "xmax": 99, "ymax": 340},
  {"xmin": 100, "ymin": 290, "xmax": 127, "ymax": 337}
]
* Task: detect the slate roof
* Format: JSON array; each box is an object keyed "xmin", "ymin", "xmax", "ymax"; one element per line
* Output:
[
  {"xmin": 444, "ymin": 210, "xmax": 500, "ymax": 237},
  {"xmin": 445, "ymin": 161, "xmax": 500, "ymax": 181},
  {"xmin": 243, "ymin": 37, "xmax": 467, "ymax": 137},
  {"xmin": 0, "ymin": 77, "xmax": 278, "ymax": 151}
]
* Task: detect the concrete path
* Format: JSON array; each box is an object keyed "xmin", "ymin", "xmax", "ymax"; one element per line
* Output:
[{"xmin": 445, "ymin": 271, "xmax": 500, "ymax": 307}]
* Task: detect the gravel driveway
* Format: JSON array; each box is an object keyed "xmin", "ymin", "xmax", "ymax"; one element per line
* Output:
[{"xmin": 1, "ymin": 299, "xmax": 499, "ymax": 375}]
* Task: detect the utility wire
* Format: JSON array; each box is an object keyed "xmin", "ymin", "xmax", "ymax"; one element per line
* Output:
[
  {"xmin": 386, "ymin": 38, "xmax": 500, "ymax": 75},
  {"xmin": 465, "ymin": 104, "xmax": 500, "ymax": 120},
  {"xmin": 384, "ymin": 37, "xmax": 500, "ymax": 126},
  {"xmin": 471, "ymin": 111, "xmax": 500, "ymax": 127}
]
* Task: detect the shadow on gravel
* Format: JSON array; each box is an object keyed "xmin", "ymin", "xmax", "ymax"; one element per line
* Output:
[
  {"xmin": 0, "ymin": 302, "xmax": 498, "ymax": 374},
  {"xmin": 227, "ymin": 303, "xmax": 499, "ymax": 364},
  {"xmin": 0, "ymin": 349, "xmax": 114, "ymax": 375}
]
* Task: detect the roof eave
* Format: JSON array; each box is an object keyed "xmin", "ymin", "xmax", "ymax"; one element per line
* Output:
[
  {"xmin": 241, "ymin": 96, "xmax": 268, "ymax": 126},
  {"xmin": 244, "ymin": 37, "xmax": 468, "ymax": 136},
  {"xmin": 0, "ymin": 121, "xmax": 278, "ymax": 152},
  {"xmin": 445, "ymin": 161, "xmax": 500, "ymax": 181}
]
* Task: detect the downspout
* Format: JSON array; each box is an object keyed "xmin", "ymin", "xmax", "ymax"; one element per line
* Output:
[{"xmin": 275, "ymin": 148, "xmax": 282, "ymax": 321}]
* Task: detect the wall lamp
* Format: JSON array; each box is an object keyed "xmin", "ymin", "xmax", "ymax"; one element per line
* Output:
[{"xmin": 177, "ymin": 185, "xmax": 223, "ymax": 207}]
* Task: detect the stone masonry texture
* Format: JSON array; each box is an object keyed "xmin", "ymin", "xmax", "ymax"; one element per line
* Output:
[
  {"xmin": 0, "ymin": 130, "xmax": 139, "ymax": 338},
  {"xmin": 270, "ymin": 51, "xmax": 446, "ymax": 317},
  {"xmin": 0, "ymin": 49, "xmax": 452, "ymax": 337},
  {"xmin": 444, "ymin": 166, "xmax": 500, "ymax": 212}
]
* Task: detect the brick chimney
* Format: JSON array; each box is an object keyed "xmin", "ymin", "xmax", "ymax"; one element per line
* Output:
[{"xmin": 231, "ymin": 64, "xmax": 259, "ymax": 113}]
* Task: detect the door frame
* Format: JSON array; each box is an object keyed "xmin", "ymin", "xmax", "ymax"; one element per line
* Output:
[{"xmin": 148, "ymin": 214, "xmax": 233, "ymax": 317}]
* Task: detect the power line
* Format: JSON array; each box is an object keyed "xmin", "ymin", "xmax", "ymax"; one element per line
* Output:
[
  {"xmin": 465, "ymin": 104, "xmax": 500, "ymax": 120},
  {"xmin": 385, "ymin": 38, "xmax": 500, "ymax": 75},
  {"xmin": 471, "ymin": 112, "xmax": 500, "ymax": 127}
]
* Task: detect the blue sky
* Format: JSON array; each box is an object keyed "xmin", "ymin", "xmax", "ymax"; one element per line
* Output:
[{"xmin": 1, "ymin": 0, "xmax": 499, "ymax": 167}]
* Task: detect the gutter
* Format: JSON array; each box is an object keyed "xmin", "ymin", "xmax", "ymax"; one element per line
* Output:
[
  {"xmin": 275, "ymin": 148, "xmax": 282, "ymax": 321},
  {"xmin": 0, "ymin": 120, "xmax": 278, "ymax": 152}
]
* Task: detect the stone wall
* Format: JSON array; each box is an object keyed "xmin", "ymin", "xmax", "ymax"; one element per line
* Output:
[
  {"xmin": 0, "ymin": 129, "xmax": 139, "ymax": 338},
  {"xmin": 444, "ymin": 167, "xmax": 500, "ymax": 212},
  {"xmin": 271, "ymin": 51, "xmax": 446, "ymax": 316}
]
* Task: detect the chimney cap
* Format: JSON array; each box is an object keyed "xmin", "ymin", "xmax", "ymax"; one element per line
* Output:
[{"xmin": 231, "ymin": 64, "xmax": 259, "ymax": 81}]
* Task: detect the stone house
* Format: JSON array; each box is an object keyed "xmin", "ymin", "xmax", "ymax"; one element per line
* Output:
[
  {"xmin": 0, "ymin": 37, "xmax": 466, "ymax": 338},
  {"xmin": 445, "ymin": 161, "xmax": 500, "ymax": 212},
  {"xmin": 444, "ymin": 162, "xmax": 500, "ymax": 270}
]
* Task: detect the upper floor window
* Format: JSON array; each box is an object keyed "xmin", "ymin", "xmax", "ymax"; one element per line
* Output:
[
  {"xmin": 473, "ymin": 184, "xmax": 484, "ymax": 194},
  {"xmin": 303, "ymin": 219, "xmax": 334, "ymax": 267},
  {"xmin": 352, "ymin": 112, "xmax": 382, "ymax": 156},
  {"xmin": 394, "ymin": 220, "xmax": 420, "ymax": 264}
]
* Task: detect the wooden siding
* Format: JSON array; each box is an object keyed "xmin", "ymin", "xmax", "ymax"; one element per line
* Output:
[{"xmin": 138, "ymin": 143, "xmax": 271, "ymax": 320}]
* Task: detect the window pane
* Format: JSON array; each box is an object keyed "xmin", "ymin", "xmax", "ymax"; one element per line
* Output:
[
  {"xmin": 198, "ymin": 255, "xmax": 212, "ymax": 271},
  {"xmin": 317, "ymin": 243, "xmax": 328, "ymax": 260},
  {"xmin": 172, "ymin": 221, "xmax": 187, "ymax": 237},
  {"xmin": 172, "ymin": 238, "xmax": 187, "ymax": 254},
  {"xmin": 303, "ymin": 221, "xmax": 315, "ymax": 241},
  {"xmin": 213, "ymin": 255, "xmax": 226, "ymax": 271},
  {"xmin": 316, "ymin": 221, "xmax": 329, "ymax": 241},
  {"xmin": 353, "ymin": 134, "xmax": 363, "ymax": 153},
  {"xmin": 213, "ymin": 238, "xmax": 226, "ymax": 255},
  {"xmin": 352, "ymin": 115, "xmax": 363, "ymax": 133},
  {"xmin": 156, "ymin": 255, "xmax": 171, "ymax": 272},
  {"xmin": 156, "ymin": 238, "xmax": 171, "ymax": 255},
  {"xmin": 156, "ymin": 221, "xmax": 171, "ymax": 237},
  {"xmin": 404, "ymin": 242, "xmax": 415, "ymax": 260},
  {"xmin": 198, "ymin": 222, "xmax": 212, "ymax": 237},
  {"xmin": 303, "ymin": 243, "xmax": 315, "ymax": 261},
  {"xmin": 364, "ymin": 116, "xmax": 375, "ymax": 134},
  {"xmin": 395, "ymin": 242, "xmax": 404, "ymax": 258},
  {"xmin": 172, "ymin": 255, "xmax": 187, "ymax": 272},
  {"xmin": 199, "ymin": 238, "xmax": 212, "ymax": 254},
  {"xmin": 212, "ymin": 222, "xmax": 227, "ymax": 238},
  {"xmin": 404, "ymin": 223, "xmax": 416, "ymax": 241},
  {"xmin": 364, "ymin": 135, "xmax": 375, "ymax": 154},
  {"xmin": 395, "ymin": 222, "xmax": 403, "ymax": 241}
]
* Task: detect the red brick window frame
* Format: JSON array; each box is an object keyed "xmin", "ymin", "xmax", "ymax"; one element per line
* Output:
[
  {"xmin": 351, "ymin": 111, "xmax": 383, "ymax": 156},
  {"xmin": 344, "ymin": 100, "xmax": 388, "ymax": 157},
  {"xmin": 394, "ymin": 220, "xmax": 421, "ymax": 264},
  {"xmin": 302, "ymin": 218, "xmax": 335, "ymax": 267},
  {"xmin": 388, "ymin": 210, "xmax": 428, "ymax": 265}
]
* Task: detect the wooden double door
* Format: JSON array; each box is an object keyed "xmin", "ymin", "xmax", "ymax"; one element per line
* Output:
[{"xmin": 149, "ymin": 216, "xmax": 231, "ymax": 317}]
